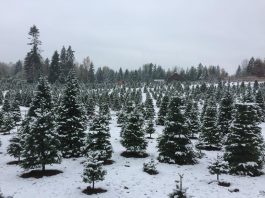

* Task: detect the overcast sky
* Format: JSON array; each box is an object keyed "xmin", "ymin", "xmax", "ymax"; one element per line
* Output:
[{"xmin": 0, "ymin": 0, "xmax": 265, "ymax": 73}]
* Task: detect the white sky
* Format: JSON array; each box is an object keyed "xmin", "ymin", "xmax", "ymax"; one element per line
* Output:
[{"xmin": 0, "ymin": 0, "xmax": 265, "ymax": 73}]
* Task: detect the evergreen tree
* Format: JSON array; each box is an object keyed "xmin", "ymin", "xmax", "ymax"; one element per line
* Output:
[
  {"xmin": 82, "ymin": 152, "xmax": 107, "ymax": 190},
  {"xmin": 156, "ymin": 95, "xmax": 169, "ymax": 125},
  {"xmin": 208, "ymin": 155, "xmax": 228, "ymax": 182},
  {"xmin": 85, "ymin": 114, "xmax": 112, "ymax": 163},
  {"xmin": 86, "ymin": 97, "xmax": 95, "ymax": 118},
  {"xmin": 57, "ymin": 71, "xmax": 86, "ymax": 158},
  {"xmin": 20, "ymin": 77, "xmax": 61, "ymax": 171},
  {"xmin": 120, "ymin": 108, "xmax": 147, "ymax": 154},
  {"xmin": 145, "ymin": 94, "xmax": 155, "ymax": 120},
  {"xmin": 217, "ymin": 92, "xmax": 233, "ymax": 137},
  {"xmin": 197, "ymin": 97, "xmax": 222, "ymax": 150},
  {"xmin": 11, "ymin": 97, "xmax": 21, "ymax": 124},
  {"xmin": 145, "ymin": 119, "xmax": 155, "ymax": 139},
  {"xmin": 157, "ymin": 96, "xmax": 197, "ymax": 164},
  {"xmin": 2, "ymin": 97, "xmax": 11, "ymax": 113},
  {"xmin": 24, "ymin": 25, "xmax": 42, "ymax": 83},
  {"xmin": 224, "ymin": 103, "xmax": 264, "ymax": 176},
  {"xmin": 243, "ymin": 83, "xmax": 254, "ymax": 103},
  {"xmin": 7, "ymin": 133, "xmax": 22, "ymax": 162},
  {"xmin": 255, "ymin": 89, "xmax": 265, "ymax": 122},
  {"xmin": 189, "ymin": 101, "xmax": 200, "ymax": 139},
  {"xmin": 88, "ymin": 62, "xmax": 95, "ymax": 83},
  {"xmin": 48, "ymin": 50, "xmax": 60, "ymax": 83}
]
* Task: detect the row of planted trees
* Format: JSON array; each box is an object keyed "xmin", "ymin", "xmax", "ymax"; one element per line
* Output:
[{"xmin": 1, "ymin": 78, "xmax": 265, "ymax": 197}]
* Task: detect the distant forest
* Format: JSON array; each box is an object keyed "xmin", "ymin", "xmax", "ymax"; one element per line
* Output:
[{"xmin": 1, "ymin": 25, "xmax": 263, "ymax": 83}]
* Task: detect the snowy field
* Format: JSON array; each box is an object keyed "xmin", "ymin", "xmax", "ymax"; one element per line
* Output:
[{"xmin": 1, "ymin": 108, "xmax": 265, "ymax": 198}]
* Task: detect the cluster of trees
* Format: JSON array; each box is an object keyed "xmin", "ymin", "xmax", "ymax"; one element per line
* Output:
[
  {"xmin": 1, "ymin": 73, "xmax": 265, "ymax": 195},
  {"xmin": 236, "ymin": 57, "xmax": 265, "ymax": 77}
]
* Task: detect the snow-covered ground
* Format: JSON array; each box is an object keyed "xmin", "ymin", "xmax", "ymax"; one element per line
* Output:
[{"xmin": 1, "ymin": 109, "xmax": 265, "ymax": 198}]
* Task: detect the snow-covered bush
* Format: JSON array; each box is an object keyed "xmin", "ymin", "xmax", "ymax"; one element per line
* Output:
[{"xmin": 143, "ymin": 159, "xmax": 158, "ymax": 175}]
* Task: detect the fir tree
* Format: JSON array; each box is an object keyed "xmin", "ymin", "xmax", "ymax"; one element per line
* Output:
[
  {"xmin": 48, "ymin": 50, "xmax": 60, "ymax": 83},
  {"xmin": 57, "ymin": 71, "xmax": 86, "ymax": 158},
  {"xmin": 85, "ymin": 114, "xmax": 112, "ymax": 163},
  {"xmin": 120, "ymin": 108, "xmax": 147, "ymax": 154},
  {"xmin": 189, "ymin": 101, "xmax": 200, "ymax": 139},
  {"xmin": 7, "ymin": 133, "xmax": 22, "ymax": 162},
  {"xmin": 217, "ymin": 91, "xmax": 233, "ymax": 137},
  {"xmin": 224, "ymin": 103, "xmax": 264, "ymax": 176},
  {"xmin": 255, "ymin": 89, "xmax": 265, "ymax": 122},
  {"xmin": 11, "ymin": 97, "xmax": 21, "ymax": 124},
  {"xmin": 156, "ymin": 95, "xmax": 169, "ymax": 125},
  {"xmin": 157, "ymin": 96, "xmax": 197, "ymax": 164},
  {"xmin": 86, "ymin": 97, "xmax": 95, "ymax": 118},
  {"xmin": 24, "ymin": 25, "xmax": 42, "ymax": 83},
  {"xmin": 208, "ymin": 155, "xmax": 228, "ymax": 182},
  {"xmin": 197, "ymin": 97, "xmax": 222, "ymax": 150},
  {"xmin": 145, "ymin": 94, "xmax": 155, "ymax": 120},
  {"xmin": 20, "ymin": 77, "xmax": 61, "ymax": 172},
  {"xmin": 145, "ymin": 119, "xmax": 155, "ymax": 139},
  {"xmin": 82, "ymin": 152, "xmax": 107, "ymax": 190}
]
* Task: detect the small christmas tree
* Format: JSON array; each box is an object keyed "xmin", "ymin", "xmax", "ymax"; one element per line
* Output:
[
  {"xmin": 143, "ymin": 159, "xmax": 158, "ymax": 175},
  {"xmin": 224, "ymin": 103, "xmax": 264, "ymax": 176},
  {"xmin": 7, "ymin": 133, "xmax": 22, "ymax": 162},
  {"xmin": 20, "ymin": 77, "xmax": 61, "ymax": 172},
  {"xmin": 85, "ymin": 114, "xmax": 112, "ymax": 164},
  {"xmin": 11, "ymin": 97, "xmax": 22, "ymax": 124},
  {"xmin": 255, "ymin": 89, "xmax": 265, "ymax": 122},
  {"xmin": 145, "ymin": 119, "xmax": 155, "ymax": 139},
  {"xmin": 169, "ymin": 174, "xmax": 187, "ymax": 198},
  {"xmin": 197, "ymin": 97, "xmax": 222, "ymax": 150},
  {"xmin": 208, "ymin": 155, "xmax": 228, "ymax": 182},
  {"xmin": 189, "ymin": 101, "xmax": 200, "ymax": 139},
  {"xmin": 120, "ymin": 108, "xmax": 147, "ymax": 156},
  {"xmin": 157, "ymin": 95, "xmax": 169, "ymax": 125},
  {"xmin": 57, "ymin": 71, "xmax": 87, "ymax": 158},
  {"xmin": 82, "ymin": 152, "xmax": 107, "ymax": 190},
  {"xmin": 145, "ymin": 93, "xmax": 155, "ymax": 120},
  {"xmin": 217, "ymin": 91, "xmax": 233, "ymax": 137},
  {"xmin": 158, "ymin": 96, "xmax": 197, "ymax": 164}
]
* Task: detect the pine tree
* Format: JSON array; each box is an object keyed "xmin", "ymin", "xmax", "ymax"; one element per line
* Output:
[
  {"xmin": 156, "ymin": 95, "xmax": 169, "ymax": 125},
  {"xmin": 217, "ymin": 91, "xmax": 233, "ymax": 137},
  {"xmin": 243, "ymin": 83, "xmax": 254, "ymax": 103},
  {"xmin": 85, "ymin": 114, "xmax": 112, "ymax": 163},
  {"xmin": 88, "ymin": 62, "xmax": 95, "ymax": 83},
  {"xmin": 224, "ymin": 103, "xmax": 264, "ymax": 176},
  {"xmin": 120, "ymin": 108, "xmax": 147, "ymax": 155},
  {"xmin": 48, "ymin": 50, "xmax": 60, "ymax": 83},
  {"xmin": 197, "ymin": 97, "xmax": 222, "ymax": 150},
  {"xmin": 255, "ymin": 89, "xmax": 265, "ymax": 122},
  {"xmin": 208, "ymin": 155, "xmax": 228, "ymax": 182},
  {"xmin": 7, "ymin": 133, "xmax": 22, "ymax": 162},
  {"xmin": 145, "ymin": 119, "xmax": 155, "ymax": 139},
  {"xmin": 2, "ymin": 97, "xmax": 11, "ymax": 113},
  {"xmin": 189, "ymin": 101, "xmax": 200, "ymax": 139},
  {"xmin": 24, "ymin": 25, "xmax": 42, "ymax": 83},
  {"xmin": 157, "ymin": 96, "xmax": 197, "ymax": 164},
  {"xmin": 57, "ymin": 71, "xmax": 87, "ymax": 158},
  {"xmin": 86, "ymin": 97, "xmax": 95, "ymax": 118},
  {"xmin": 11, "ymin": 97, "xmax": 21, "ymax": 124},
  {"xmin": 145, "ymin": 94, "xmax": 155, "ymax": 120},
  {"xmin": 20, "ymin": 77, "xmax": 61, "ymax": 171},
  {"xmin": 82, "ymin": 152, "xmax": 107, "ymax": 190}
]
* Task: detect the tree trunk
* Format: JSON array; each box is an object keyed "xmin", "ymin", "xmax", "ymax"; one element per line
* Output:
[
  {"xmin": 42, "ymin": 164, "xmax": 45, "ymax": 172},
  {"xmin": 92, "ymin": 180, "xmax": 95, "ymax": 190},
  {"xmin": 217, "ymin": 174, "xmax": 219, "ymax": 182}
]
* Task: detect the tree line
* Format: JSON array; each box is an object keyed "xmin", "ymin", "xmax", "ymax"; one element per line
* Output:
[{"xmin": 0, "ymin": 25, "xmax": 232, "ymax": 83}]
